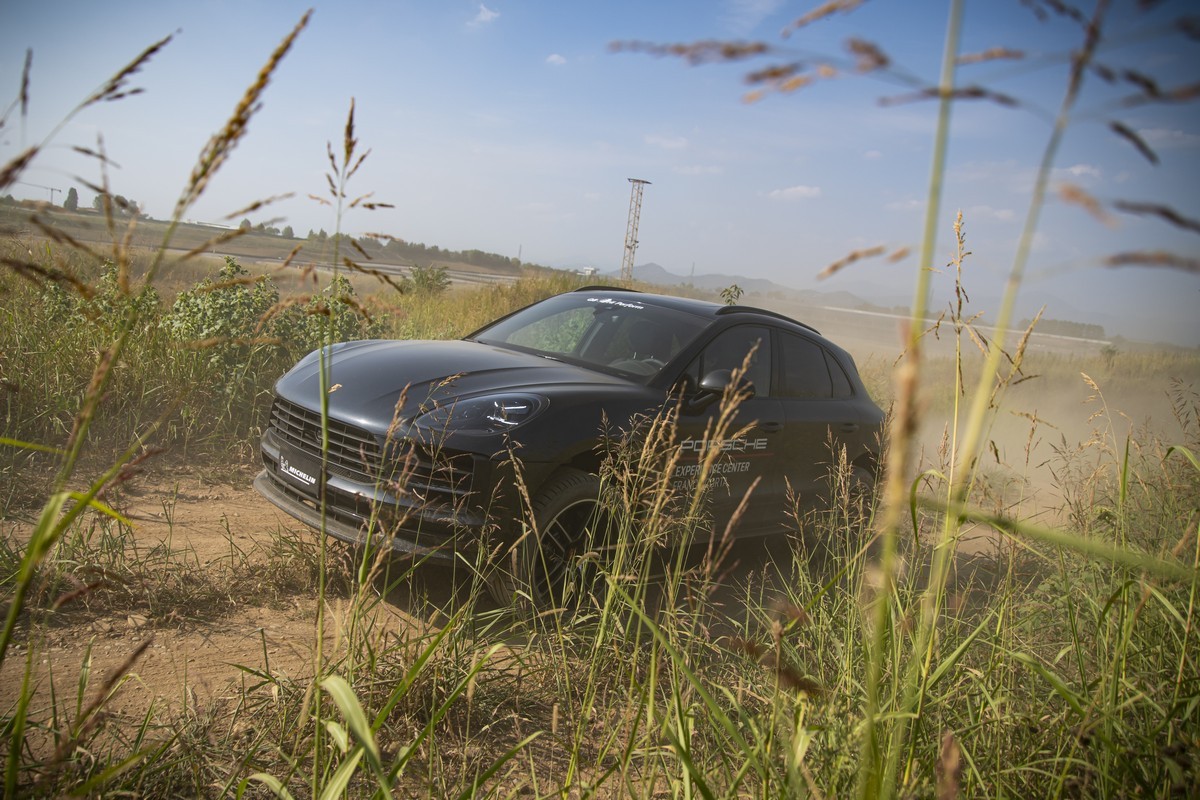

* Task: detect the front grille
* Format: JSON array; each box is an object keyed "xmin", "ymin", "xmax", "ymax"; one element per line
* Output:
[{"xmin": 268, "ymin": 396, "xmax": 474, "ymax": 508}]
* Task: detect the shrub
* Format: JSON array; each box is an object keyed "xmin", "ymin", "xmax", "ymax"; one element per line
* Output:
[
  {"xmin": 408, "ymin": 262, "xmax": 450, "ymax": 295},
  {"xmin": 272, "ymin": 273, "xmax": 381, "ymax": 358}
]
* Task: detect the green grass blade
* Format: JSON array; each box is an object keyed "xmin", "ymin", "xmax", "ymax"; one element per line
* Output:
[
  {"xmin": 317, "ymin": 750, "xmax": 365, "ymax": 800},
  {"xmin": 4, "ymin": 649, "xmax": 35, "ymax": 798},
  {"xmin": 245, "ymin": 771, "xmax": 298, "ymax": 800},
  {"xmin": 1012, "ymin": 653, "xmax": 1084, "ymax": 716},
  {"xmin": 1165, "ymin": 445, "xmax": 1199, "ymax": 474},
  {"xmin": 452, "ymin": 731, "xmax": 542, "ymax": 800},
  {"xmin": 0, "ymin": 491, "xmax": 69, "ymax": 669},
  {"xmin": 320, "ymin": 675, "xmax": 380, "ymax": 770},
  {"xmin": 663, "ymin": 723, "xmax": 719, "ymax": 800},
  {"xmin": 389, "ymin": 644, "xmax": 505, "ymax": 782},
  {"xmin": 912, "ymin": 468, "xmax": 947, "ymax": 549},
  {"xmin": 65, "ymin": 491, "xmax": 133, "ymax": 526},
  {"xmin": 0, "ymin": 436, "xmax": 65, "ymax": 455},
  {"xmin": 69, "ymin": 748, "xmax": 155, "ymax": 796},
  {"xmin": 610, "ymin": 581, "xmax": 764, "ymax": 785},
  {"xmin": 927, "ymin": 497, "xmax": 1197, "ymax": 582},
  {"xmin": 927, "ymin": 609, "xmax": 995, "ymax": 692},
  {"xmin": 372, "ymin": 604, "xmax": 468, "ymax": 728}
]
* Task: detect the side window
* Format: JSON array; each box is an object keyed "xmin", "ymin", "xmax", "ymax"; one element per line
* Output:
[
  {"xmin": 779, "ymin": 332, "xmax": 833, "ymax": 399},
  {"xmin": 685, "ymin": 325, "xmax": 772, "ymax": 396},
  {"xmin": 825, "ymin": 350, "xmax": 854, "ymax": 399}
]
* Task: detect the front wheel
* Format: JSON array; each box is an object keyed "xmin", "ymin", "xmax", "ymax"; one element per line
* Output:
[{"xmin": 488, "ymin": 468, "xmax": 610, "ymax": 608}]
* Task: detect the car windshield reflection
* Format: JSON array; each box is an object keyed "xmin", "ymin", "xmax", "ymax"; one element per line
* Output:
[{"xmin": 471, "ymin": 293, "xmax": 709, "ymax": 379}]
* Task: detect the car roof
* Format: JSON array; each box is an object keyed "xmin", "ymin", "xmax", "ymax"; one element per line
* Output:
[{"xmin": 571, "ymin": 286, "xmax": 821, "ymax": 335}]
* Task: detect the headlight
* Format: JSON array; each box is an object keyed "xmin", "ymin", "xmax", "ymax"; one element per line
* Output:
[{"xmin": 413, "ymin": 393, "xmax": 548, "ymax": 435}]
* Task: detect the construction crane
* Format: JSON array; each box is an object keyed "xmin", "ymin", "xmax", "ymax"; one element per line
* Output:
[
  {"xmin": 17, "ymin": 181, "xmax": 60, "ymax": 205},
  {"xmin": 620, "ymin": 178, "xmax": 650, "ymax": 284}
]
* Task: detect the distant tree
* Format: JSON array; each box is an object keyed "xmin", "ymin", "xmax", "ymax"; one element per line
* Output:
[
  {"xmin": 92, "ymin": 195, "xmax": 103, "ymax": 211},
  {"xmin": 317, "ymin": 229, "xmax": 327, "ymax": 241},
  {"xmin": 64, "ymin": 187, "xmax": 79, "ymax": 211},
  {"xmin": 282, "ymin": 225, "xmax": 294, "ymax": 239},
  {"xmin": 240, "ymin": 218, "xmax": 252, "ymax": 231}
]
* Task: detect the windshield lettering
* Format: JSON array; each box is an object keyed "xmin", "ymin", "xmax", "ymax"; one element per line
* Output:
[{"xmin": 587, "ymin": 297, "xmax": 645, "ymax": 310}]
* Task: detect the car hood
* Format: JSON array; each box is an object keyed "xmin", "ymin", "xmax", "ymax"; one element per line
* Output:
[{"xmin": 275, "ymin": 339, "xmax": 637, "ymax": 433}]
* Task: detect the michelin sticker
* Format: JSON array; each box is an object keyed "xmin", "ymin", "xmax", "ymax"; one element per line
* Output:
[{"xmin": 281, "ymin": 456, "xmax": 317, "ymax": 487}]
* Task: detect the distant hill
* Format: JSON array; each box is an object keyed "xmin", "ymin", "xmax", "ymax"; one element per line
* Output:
[
  {"xmin": 610, "ymin": 262, "xmax": 1140, "ymax": 344},
  {"xmin": 609, "ymin": 262, "xmax": 879, "ymax": 311}
]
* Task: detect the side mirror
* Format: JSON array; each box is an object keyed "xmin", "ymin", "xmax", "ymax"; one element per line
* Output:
[
  {"xmin": 684, "ymin": 369, "xmax": 755, "ymax": 413},
  {"xmin": 699, "ymin": 369, "xmax": 756, "ymax": 398}
]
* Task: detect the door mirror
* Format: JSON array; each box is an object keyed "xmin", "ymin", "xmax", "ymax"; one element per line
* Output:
[
  {"xmin": 699, "ymin": 369, "xmax": 756, "ymax": 398},
  {"xmin": 684, "ymin": 369, "xmax": 756, "ymax": 413}
]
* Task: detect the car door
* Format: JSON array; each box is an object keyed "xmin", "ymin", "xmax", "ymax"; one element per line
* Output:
[
  {"xmin": 672, "ymin": 324, "xmax": 785, "ymax": 537},
  {"xmin": 775, "ymin": 330, "xmax": 866, "ymax": 507}
]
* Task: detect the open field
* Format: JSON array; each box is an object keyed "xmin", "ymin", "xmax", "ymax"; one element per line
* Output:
[
  {"xmin": 3, "ymin": 5, "xmax": 1198, "ymax": 794},
  {"xmin": 2, "ymin": 230, "xmax": 1197, "ymax": 796}
]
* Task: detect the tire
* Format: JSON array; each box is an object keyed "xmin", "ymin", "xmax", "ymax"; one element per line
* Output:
[{"xmin": 488, "ymin": 468, "xmax": 610, "ymax": 608}]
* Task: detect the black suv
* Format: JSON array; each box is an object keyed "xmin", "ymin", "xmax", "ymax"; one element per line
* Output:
[{"xmin": 255, "ymin": 287, "xmax": 883, "ymax": 599}]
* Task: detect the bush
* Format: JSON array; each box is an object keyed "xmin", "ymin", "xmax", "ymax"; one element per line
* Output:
[
  {"xmin": 272, "ymin": 273, "xmax": 382, "ymax": 358},
  {"xmin": 408, "ymin": 263, "xmax": 450, "ymax": 295}
]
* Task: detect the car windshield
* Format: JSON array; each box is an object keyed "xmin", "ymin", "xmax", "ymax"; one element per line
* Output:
[{"xmin": 470, "ymin": 293, "xmax": 710, "ymax": 379}]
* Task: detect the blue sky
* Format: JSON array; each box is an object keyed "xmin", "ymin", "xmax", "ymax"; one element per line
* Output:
[{"xmin": 3, "ymin": 1, "xmax": 1198, "ymax": 345}]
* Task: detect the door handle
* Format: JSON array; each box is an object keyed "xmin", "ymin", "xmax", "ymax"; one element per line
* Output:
[
  {"xmin": 839, "ymin": 422, "xmax": 859, "ymax": 434},
  {"xmin": 760, "ymin": 420, "xmax": 784, "ymax": 433}
]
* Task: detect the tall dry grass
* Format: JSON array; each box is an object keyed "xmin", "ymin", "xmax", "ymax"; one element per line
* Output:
[{"xmin": 2, "ymin": 1, "xmax": 1198, "ymax": 798}]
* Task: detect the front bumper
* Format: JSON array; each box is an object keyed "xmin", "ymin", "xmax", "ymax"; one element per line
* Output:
[
  {"xmin": 253, "ymin": 469, "xmax": 460, "ymax": 561},
  {"xmin": 256, "ymin": 426, "xmax": 497, "ymax": 561}
]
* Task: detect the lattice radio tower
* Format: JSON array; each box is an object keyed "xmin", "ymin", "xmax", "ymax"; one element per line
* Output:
[{"xmin": 620, "ymin": 178, "xmax": 650, "ymax": 284}]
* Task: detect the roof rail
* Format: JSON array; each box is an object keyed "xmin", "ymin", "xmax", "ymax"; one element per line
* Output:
[
  {"xmin": 572, "ymin": 285, "xmax": 642, "ymax": 294},
  {"xmin": 717, "ymin": 304, "xmax": 820, "ymax": 335}
]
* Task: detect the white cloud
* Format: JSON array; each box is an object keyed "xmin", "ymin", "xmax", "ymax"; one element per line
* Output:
[
  {"xmin": 674, "ymin": 164, "xmax": 723, "ymax": 175},
  {"xmin": 723, "ymin": 0, "xmax": 785, "ymax": 34},
  {"xmin": 1138, "ymin": 127, "xmax": 1200, "ymax": 148},
  {"xmin": 965, "ymin": 204, "xmax": 1016, "ymax": 222},
  {"xmin": 886, "ymin": 198, "xmax": 924, "ymax": 211},
  {"xmin": 546, "ymin": 53, "xmax": 566, "ymax": 66},
  {"xmin": 767, "ymin": 184, "xmax": 821, "ymax": 200},
  {"xmin": 863, "ymin": 150, "xmax": 883, "ymax": 160},
  {"xmin": 469, "ymin": 4, "xmax": 499, "ymax": 27},
  {"xmin": 950, "ymin": 159, "xmax": 1029, "ymax": 192},
  {"xmin": 1052, "ymin": 163, "xmax": 1101, "ymax": 182},
  {"xmin": 644, "ymin": 134, "xmax": 689, "ymax": 150}
]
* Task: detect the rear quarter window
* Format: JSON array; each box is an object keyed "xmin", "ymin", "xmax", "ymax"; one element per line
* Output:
[
  {"xmin": 825, "ymin": 350, "xmax": 854, "ymax": 399},
  {"xmin": 779, "ymin": 331, "xmax": 836, "ymax": 399}
]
